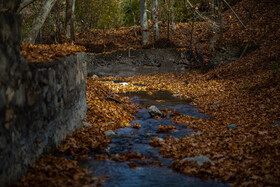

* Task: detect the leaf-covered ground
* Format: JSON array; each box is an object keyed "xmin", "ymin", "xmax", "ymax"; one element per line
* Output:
[
  {"xmin": 15, "ymin": 0, "xmax": 280, "ymax": 186},
  {"xmin": 20, "ymin": 43, "xmax": 85, "ymax": 63},
  {"xmin": 10, "ymin": 155, "xmax": 103, "ymax": 187},
  {"xmin": 94, "ymin": 49, "xmax": 279, "ymax": 185}
]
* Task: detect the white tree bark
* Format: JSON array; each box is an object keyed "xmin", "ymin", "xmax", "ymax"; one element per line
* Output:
[
  {"xmin": 152, "ymin": 0, "xmax": 159, "ymax": 41},
  {"xmin": 23, "ymin": 0, "xmax": 57, "ymax": 44},
  {"xmin": 140, "ymin": 0, "xmax": 149, "ymax": 45}
]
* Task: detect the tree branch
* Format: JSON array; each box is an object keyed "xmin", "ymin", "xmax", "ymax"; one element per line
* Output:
[
  {"xmin": 244, "ymin": 0, "xmax": 260, "ymax": 25},
  {"xmin": 18, "ymin": 0, "xmax": 35, "ymax": 13},
  {"xmin": 221, "ymin": 0, "xmax": 247, "ymax": 29},
  {"xmin": 185, "ymin": 0, "xmax": 218, "ymax": 27}
]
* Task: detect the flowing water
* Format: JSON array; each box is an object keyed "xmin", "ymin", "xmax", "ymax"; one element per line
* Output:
[{"xmin": 79, "ymin": 89, "xmax": 229, "ymax": 187}]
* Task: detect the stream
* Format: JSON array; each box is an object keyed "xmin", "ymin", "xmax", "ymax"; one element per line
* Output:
[{"xmin": 79, "ymin": 89, "xmax": 229, "ymax": 187}]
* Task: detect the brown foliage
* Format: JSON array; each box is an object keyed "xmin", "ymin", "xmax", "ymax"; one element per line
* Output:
[
  {"xmin": 11, "ymin": 155, "xmax": 102, "ymax": 187},
  {"xmin": 20, "ymin": 44, "xmax": 85, "ymax": 63}
]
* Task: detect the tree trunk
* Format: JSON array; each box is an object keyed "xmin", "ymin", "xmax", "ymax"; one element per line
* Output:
[
  {"xmin": 65, "ymin": 0, "xmax": 73, "ymax": 39},
  {"xmin": 209, "ymin": 0, "xmax": 222, "ymax": 52},
  {"xmin": 23, "ymin": 0, "xmax": 57, "ymax": 44},
  {"xmin": 130, "ymin": 0, "xmax": 137, "ymax": 37},
  {"xmin": 167, "ymin": 1, "xmax": 170, "ymax": 39},
  {"xmin": 70, "ymin": 0, "xmax": 76, "ymax": 41},
  {"xmin": 152, "ymin": 0, "xmax": 159, "ymax": 41},
  {"xmin": 244, "ymin": 0, "xmax": 260, "ymax": 25},
  {"xmin": 65, "ymin": 0, "xmax": 75, "ymax": 41},
  {"xmin": 140, "ymin": 0, "xmax": 149, "ymax": 45},
  {"xmin": 170, "ymin": 0, "xmax": 174, "ymax": 39}
]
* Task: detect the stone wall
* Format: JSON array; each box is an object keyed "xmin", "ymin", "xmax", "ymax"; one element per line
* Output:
[
  {"xmin": 0, "ymin": 12, "xmax": 88, "ymax": 186},
  {"xmin": 87, "ymin": 49, "xmax": 190, "ymax": 77}
]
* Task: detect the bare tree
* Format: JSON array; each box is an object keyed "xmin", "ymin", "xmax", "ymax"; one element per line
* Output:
[
  {"xmin": 152, "ymin": 0, "xmax": 159, "ymax": 41},
  {"xmin": 65, "ymin": 0, "xmax": 75, "ymax": 41},
  {"xmin": 130, "ymin": 0, "xmax": 137, "ymax": 37},
  {"xmin": 140, "ymin": 0, "xmax": 149, "ymax": 45},
  {"xmin": 170, "ymin": 0, "xmax": 175, "ymax": 38},
  {"xmin": 23, "ymin": 0, "xmax": 57, "ymax": 44},
  {"xmin": 209, "ymin": 0, "xmax": 223, "ymax": 52}
]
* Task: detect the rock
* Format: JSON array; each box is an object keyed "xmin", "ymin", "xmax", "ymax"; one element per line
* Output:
[
  {"xmin": 144, "ymin": 133, "xmax": 152, "ymax": 137},
  {"xmin": 83, "ymin": 122, "xmax": 91, "ymax": 127},
  {"xmin": 172, "ymin": 94, "xmax": 180, "ymax": 97},
  {"xmin": 158, "ymin": 138, "xmax": 164, "ymax": 142},
  {"xmin": 120, "ymin": 82, "xmax": 128, "ymax": 86},
  {"xmin": 227, "ymin": 124, "xmax": 237, "ymax": 130},
  {"xmin": 92, "ymin": 74, "xmax": 98, "ymax": 78},
  {"xmin": 182, "ymin": 155, "xmax": 215, "ymax": 166},
  {"xmin": 105, "ymin": 130, "xmax": 116, "ymax": 137},
  {"xmin": 211, "ymin": 102, "xmax": 218, "ymax": 107},
  {"xmin": 271, "ymin": 121, "xmax": 280, "ymax": 127},
  {"xmin": 192, "ymin": 103, "xmax": 198, "ymax": 106},
  {"xmin": 148, "ymin": 105, "xmax": 162, "ymax": 117}
]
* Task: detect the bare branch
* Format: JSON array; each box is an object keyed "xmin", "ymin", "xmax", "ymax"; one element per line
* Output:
[
  {"xmin": 221, "ymin": 0, "xmax": 247, "ymax": 29},
  {"xmin": 244, "ymin": 0, "xmax": 260, "ymax": 25},
  {"xmin": 23, "ymin": 0, "xmax": 57, "ymax": 44},
  {"xmin": 18, "ymin": 0, "xmax": 35, "ymax": 13},
  {"xmin": 185, "ymin": 0, "xmax": 218, "ymax": 27}
]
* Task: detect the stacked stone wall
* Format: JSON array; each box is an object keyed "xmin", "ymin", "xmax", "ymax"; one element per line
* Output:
[{"xmin": 0, "ymin": 12, "xmax": 87, "ymax": 185}]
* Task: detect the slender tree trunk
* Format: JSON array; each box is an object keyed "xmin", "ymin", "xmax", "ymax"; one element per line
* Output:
[
  {"xmin": 244, "ymin": 0, "xmax": 260, "ymax": 25},
  {"xmin": 152, "ymin": 0, "xmax": 159, "ymax": 41},
  {"xmin": 140, "ymin": 0, "xmax": 149, "ymax": 45},
  {"xmin": 65, "ymin": 0, "xmax": 75, "ymax": 41},
  {"xmin": 167, "ymin": 1, "xmax": 170, "ymax": 39},
  {"xmin": 170, "ymin": 0, "xmax": 174, "ymax": 38},
  {"xmin": 70, "ymin": 0, "xmax": 75, "ymax": 41},
  {"xmin": 35, "ymin": 28, "xmax": 42, "ymax": 44},
  {"xmin": 210, "ymin": 0, "xmax": 222, "ymax": 52},
  {"xmin": 24, "ymin": 0, "xmax": 57, "ymax": 44},
  {"xmin": 130, "ymin": 0, "xmax": 137, "ymax": 37},
  {"xmin": 65, "ymin": 0, "xmax": 73, "ymax": 38}
]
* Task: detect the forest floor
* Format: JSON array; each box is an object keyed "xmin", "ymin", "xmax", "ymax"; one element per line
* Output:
[{"xmin": 15, "ymin": 0, "xmax": 280, "ymax": 186}]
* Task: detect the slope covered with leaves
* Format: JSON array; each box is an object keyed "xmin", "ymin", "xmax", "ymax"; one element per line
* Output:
[
  {"xmin": 89, "ymin": 1, "xmax": 280, "ymax": 184},
  {"xmin": 15, "ymin": 0, "xmax": 279, "ymax": 186},
  {"xmin": 11, "ymin": 155, "xmax": 102, "ymax": 187}
]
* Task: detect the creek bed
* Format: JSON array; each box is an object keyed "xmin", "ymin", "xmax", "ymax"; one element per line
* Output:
[{"xmin": 79, "ymin": 90, "xmax": 229, "ymax": 187}]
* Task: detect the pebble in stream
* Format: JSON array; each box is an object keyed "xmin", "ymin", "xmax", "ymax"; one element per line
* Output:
[{"xmin": 79, "ymin": 90, "xmax": 229, "ymax": 187}]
